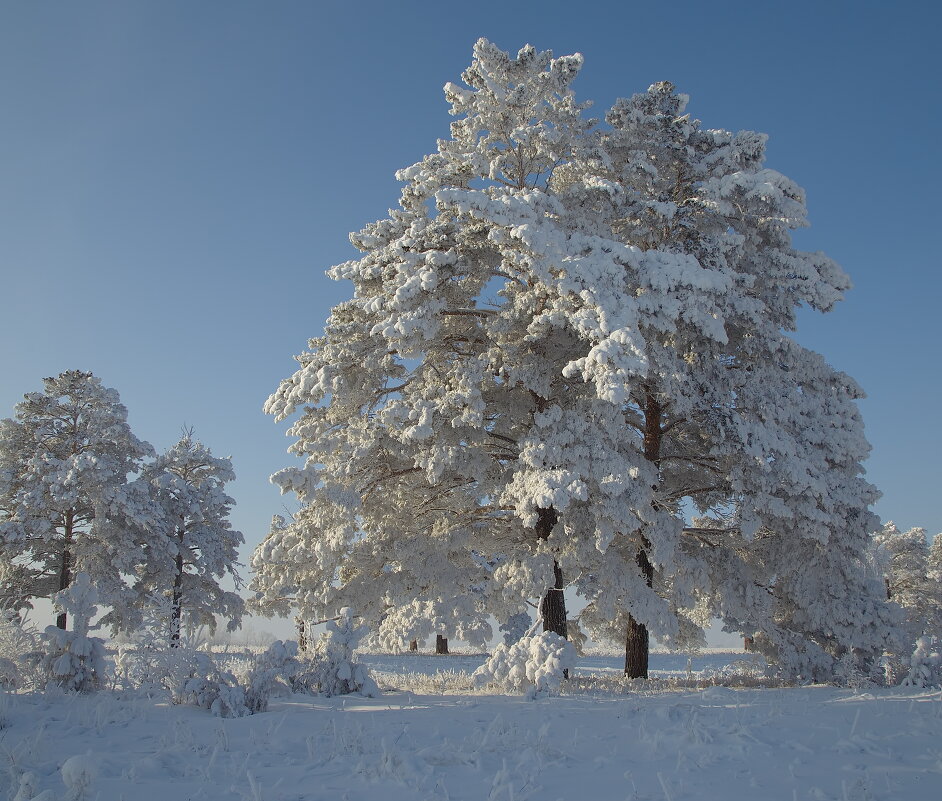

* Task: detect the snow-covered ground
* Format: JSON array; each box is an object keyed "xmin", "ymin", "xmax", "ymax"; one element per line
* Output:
[{"xmin": 2, "ymin": 652, "xmax": 940, "ymax": 801}]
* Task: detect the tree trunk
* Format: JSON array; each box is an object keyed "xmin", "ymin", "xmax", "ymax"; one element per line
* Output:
[
  {"xmin": 624, "ymin": 545, "xmax": 654, "ymax": 678},
  {"xmin": 535, "ymin": 507, "xmax": 568, "ymax": 639},
  {"xmin": 435, "ymin": 635, "xmax": 449, "ymax": 654},
  {"xmin": 743, "ymin": 636, "xmax": 754, "ymax": 652},
  {"xmin": 624, "ymin": 389, "xmax": 662, "ymax": 678},
  {"xmin": 409, "ymin": 639, "xmax": 418, "ymax": 652},
  {"xmin": 170, "ymin": 548, "xmax": 184, "ymax": 647},
  {"xmin": 56, "ymin": 510, "xmax": 74, "ymax": 630},
  {"xmin": 297, "ymin": 617, "xmax": 307, "ymax": 652},
  {"xmin": 625, "ymin": 614, "xmax": 650, "ymax": 678},
  {"xmin": 540, "ymin": 560, "xmax": 568, "ymax": 639}
]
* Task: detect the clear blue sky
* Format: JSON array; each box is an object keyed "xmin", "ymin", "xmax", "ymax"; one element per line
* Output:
[{"xmin": 2, "ymin": 0, "xmax": 940, "ymax": 603}]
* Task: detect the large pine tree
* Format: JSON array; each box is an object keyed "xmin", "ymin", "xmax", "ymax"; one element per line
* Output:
[
  {"xmin": 568, "ymin": 81, "xmax": 895, "ymax": 678},
  {"xmin": 262, "ymin": 41, "xmax": 894, "ymax": 679}
]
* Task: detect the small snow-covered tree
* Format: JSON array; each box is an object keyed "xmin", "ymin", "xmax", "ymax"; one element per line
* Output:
[
  {"xmin": 472, "ymin": 631, "xmax": 576, "ymax": 697},
  {"xmin": 40, "ymin": 572, "xmax": 108, "ymax": 692},
  {"xmin": 308, "ymin": 608, "xmax": 378, "ymax": 697},
  {"xmin": 0, "ymin": 371, "xmax": 156, "ymax": 630},
  {"xmin": 140, "ymin": 432, "xmax": 244, "ymax": 645},
  {"xmin": 870, "ymin": 522, "xmax": 941, "ymax": 681}
]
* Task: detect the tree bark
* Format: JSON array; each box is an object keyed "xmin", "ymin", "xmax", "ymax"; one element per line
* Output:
[
  {"xmin": 624, "ymin": 546, "xmax": 654, "ymax": 678},
  {"xmin": 297, "ymin": 617, "xmax": 307, "ymax": 652},
  {"xmin": 170, "ymin": 548, "xmax": 184, "ymax": 647},
  {"xmin": 541, "ymin": 559, "xmax": 568, "ymax": 639},
  {"xmin": 535, "ymin": 507, "xmax": 568, "ymax": 639},
  {"xmin": 409, "ymin": 639, "xmax": 418, "ymax": 652},
  {"xmin": 435, "ymin": 634, "xmax": 449, "ymax": 654},
  {"xmin": 56, "ymin": 510, "xmax": 74, "ymax": 630},
  {"xmin": 624, "ymin": 389, "xmax": 662, "ymax": 678}
]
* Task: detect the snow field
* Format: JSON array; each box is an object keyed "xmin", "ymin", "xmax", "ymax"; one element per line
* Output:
[{"xmin": 1, "ymin": 654, "xmax": 940, "ymax": 801}]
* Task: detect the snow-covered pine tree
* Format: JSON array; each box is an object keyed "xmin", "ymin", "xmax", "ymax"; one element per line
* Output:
[
  {"xmin": 0, "ymin": 371, "xmax": 156, "ymax": 630},
  {"xmin": 571, "ymin": 81, "xmax": 895, "ymax": 679},
  {"xmin": 263, "ymin": 43, "xmax": 893, "ymax": 682},
  {"xmin": 140, "ymin": 432, "xmax": 244, "ymax": 645},
  {"xmin": 40, "ymin": 572, "xmax": 108, "ymax": 692},
  {"xmin": 247, "ymin": 514, "xmax": 299, "ymax": 624},
  {"xmin": 264, "ymin": 39, "xmax": 600, "ymax": 645},
  {"xmin": 928, "ymin": 533, "xmax": 942, "ymax": 636},
  {"xmin": 870, "ymin": 522, "xmax": 940, "ymax": 679}
]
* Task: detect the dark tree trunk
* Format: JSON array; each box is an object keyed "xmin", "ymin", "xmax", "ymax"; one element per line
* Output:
[
  {"xmin": 56, "ymin": 511, "xmax": 74, "ymax": 630},
  {"xmin": 297, "ymin": 617, "xmax": 307, "ymax": 652},
  {"xmin": 625, "ymin": 545, "xmax": 654, "ymax": 678},
  {"xmin": 535, "ymin": 507, "xmax": 568, "ymax": 639},
  {"xmin": 540, "ymin": 559, "xmax": 568, "ymax": 639},
  {"xmin": 743, "ymin": 636, "xmax": 754, "ymax": 652},
  {"xmin": 170, "ymin": 549, "xmax": 184, "ymax": 647},
  {"xmin": 435, "ymin": 635, "xmax": 449, "ymax": 654},
  {"xmin": 625, "ymin": 615, "xmax": 650, "ymax": 678},
  {"xmin": 624, "ymin": 389, "xmax": 662, "ymax": 678},
  {"xmin": 409, "ymin": 639, "xmax": 418, "ymax": 652}
]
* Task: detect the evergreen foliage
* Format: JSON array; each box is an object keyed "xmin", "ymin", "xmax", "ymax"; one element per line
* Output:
[
  {"xmin": 40, "ymin": 573, "xmax": 108, "ymax": 692},
  {"xmin": 256, "ymin": 39, "xmax": 894, "ymax": 680},
  {"xmin": 139, "ymin": 433, "xmax": 244, "ymax": 644}
]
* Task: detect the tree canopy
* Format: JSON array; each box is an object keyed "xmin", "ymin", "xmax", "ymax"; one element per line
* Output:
[{"xmin": 260, "ymin": 40, "xmax": 895, "ymax": 678}]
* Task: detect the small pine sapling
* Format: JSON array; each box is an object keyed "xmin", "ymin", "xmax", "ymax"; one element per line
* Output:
[
  {"xmin": 40, "ymin": 573, "xmax": 107, "ymax": 692},
  {"xmin": 310, "ymin": 608, "xmax": 378, "ymax": 697},
  {"xmin": 472, "ymin": 631, "xmax": 576, "ymax": 697}
]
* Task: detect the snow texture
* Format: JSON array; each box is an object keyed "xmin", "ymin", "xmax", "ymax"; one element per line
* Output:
[{"xmin": 0, "ymin": 652, "xmax": 939, "ymax": 800}]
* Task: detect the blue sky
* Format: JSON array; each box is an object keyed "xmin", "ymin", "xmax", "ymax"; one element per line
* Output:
[{"xmin": 2, "ymin": 0, "xmax": 940, "ymax": 615}]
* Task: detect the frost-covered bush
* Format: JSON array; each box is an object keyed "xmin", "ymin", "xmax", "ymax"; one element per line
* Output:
[
  {"xmin": 0, "ymin": 610, "xmax": 43, "ymax": 691},
  {"xmin": 179, "ymin": 672, "xmax": 248, "ymax": 718},
  {"xmin": 61, "ymin": 754, "xmax": 98, "ymax": 801},
  {"xmin": 172, "ymin": 649, "xmax": 249, "ymax": 717},
  {"xmin": 40, "ymin": 574, "xmax": 108, "ymax": 692},
  {"xmin": 902, "ymin": 637, "xmax": 942, "ymax": 688},
  {"xmin": 833, "ymin": 651, "xmax": 874, "ymax": 689},
  {"xmin": 114, "ymin": 596, "xmax": 193, "ymax": 693},
  {"xmin": 473, "ymin": 632, "xmax": 576, "ymax": 697},
  {"xmin": 243, "ymin": 639, "xmax": 300, "ymax": 713},
  {"xmin": 13, "ymin": 772, "xmax": 56, "ymax": 801},
  {"xmin": 305, "ymin": 608, "xmax": 378, "ymax": 697}
]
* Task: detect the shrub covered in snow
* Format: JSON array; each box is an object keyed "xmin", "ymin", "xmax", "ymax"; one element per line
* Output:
[
  {"xmin": 304, "ymin": 608, "xmax": 378, "ymax": 697},
  {"xmin": 40, "ymin": 574, "xmax": 108, "ymax": 692},
  {"xmin": 472, "ymin": 631, "xmax": 576, "ymax": 697},
  {"xmin": 61, "ymin": 754, "xmax": 98, "ymax": 801},
  {"xmin": 0, "ymin": 610, "xmax": 43, "ymax": 691},
  {"xmin": 243, "ymin": 639, "xmax": 301, "ymax": 713},
  {"xmin": 179, "ymin": 671, "xmax": 249, "ymax": 718},
  {"xmin": 902, "ymin": 637, "xmax": 942, "ymax": 688}
]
